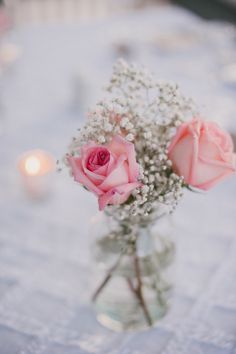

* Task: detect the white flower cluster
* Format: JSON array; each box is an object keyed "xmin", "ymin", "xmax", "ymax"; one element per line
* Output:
[{"xmin": 68, "ymin": 59, "xmax": 197, "ymax": 224}]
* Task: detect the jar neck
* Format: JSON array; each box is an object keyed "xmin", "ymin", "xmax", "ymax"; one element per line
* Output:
[
  {"xmin": 136, "ymin": 225, "xmax": 155, "ymax": 258},
  {"xmin": 104, "ymin": 208, "xmax": 167, "ymax": 230}
]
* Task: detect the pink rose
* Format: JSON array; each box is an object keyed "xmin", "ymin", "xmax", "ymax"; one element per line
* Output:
[
  {"xmin": 68, "ymin": 135, "xmax": 141, "ymax": 210},
  {"xmin": 168, "ymin": 118, "xmax": 236, "ymax": 190}
]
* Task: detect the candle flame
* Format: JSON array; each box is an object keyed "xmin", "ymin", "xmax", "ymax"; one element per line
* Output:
[
  {"xmin": 18, "ymin": 150, "xmax": 55, "ymax": 177},
  {"xmin": 24, "ymin": 156, "xmax": 41, "ymax": 176}
]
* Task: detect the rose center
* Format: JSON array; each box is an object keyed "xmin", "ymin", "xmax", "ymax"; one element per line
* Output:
[{"xmin": 87, "ymin": 148, "xmax": 110, "ymax": 171}]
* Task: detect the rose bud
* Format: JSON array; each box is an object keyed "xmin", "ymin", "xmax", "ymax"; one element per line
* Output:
[{"xmin": 168, "ymin": 118, "xmax": 236, "ymax": 190}]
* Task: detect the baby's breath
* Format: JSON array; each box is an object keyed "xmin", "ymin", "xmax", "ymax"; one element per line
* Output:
[{"xmin": 67, "ymin": 59, "xmax": 197, "ymax": 225}]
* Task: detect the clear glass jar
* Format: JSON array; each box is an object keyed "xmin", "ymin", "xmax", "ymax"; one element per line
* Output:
[{"xmin": 90, "ymin": 212, "xmax": 175, "ymax": 332}]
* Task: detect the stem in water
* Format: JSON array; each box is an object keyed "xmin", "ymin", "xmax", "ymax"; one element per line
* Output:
[
  {"xmin": 92, "ymin": 253, "xmax": 122, "ymax": 303},
  {"xmin": 133, "ymin": 252, "xmax": 153, "ymax": 326}
]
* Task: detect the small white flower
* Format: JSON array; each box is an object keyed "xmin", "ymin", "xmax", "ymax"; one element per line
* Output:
[
  {"xmin": 144, "ymin": 131, "xmax": 152, "ymax": 139},
  {"xmin": 141, "ymin": 185, "xmax": 149, "ymax": 194},
  {"xmin": 98, "ymin": 135, "xmax": 106, "ymax": 143},
  {"xmin": 120, "ymin": 117, "xmax": 129, "ymax": 127},
  {"xmin": 126, "ymin": 133, "xmax": 134, "ymax": 141},
  {"xmin": 104, "ymin": 123, "xmax": 113, "ymax": 132},
  {"xmin": 149, "ymin": 175, "xmax": 155, "ymax": 183},
  {"xmin": 126, "ymin": 122, "xmax": 134, "ymax": 130}
]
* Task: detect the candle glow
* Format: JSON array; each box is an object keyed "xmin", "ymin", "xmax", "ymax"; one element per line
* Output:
[
  {"xmin": 18, "ymin": 150, "xmax": 55, "ymax": 177},
  {"xmin": 24, "ymin": 156, "xmax": 41, "ymax": 176},
  {"xmin": 18, "ymin": 150, "xmax": 55, "ymax": 198}
]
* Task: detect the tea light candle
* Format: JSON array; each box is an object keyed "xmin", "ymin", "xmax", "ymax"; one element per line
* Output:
[{"xmin": 18, "ymin": 150, "xmax": 55, "ymax": 199}]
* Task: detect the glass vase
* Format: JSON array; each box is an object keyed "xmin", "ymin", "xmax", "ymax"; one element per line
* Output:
[{"xmin": 90, "ymin": 212, "xmax": 175, "ymax": 332}]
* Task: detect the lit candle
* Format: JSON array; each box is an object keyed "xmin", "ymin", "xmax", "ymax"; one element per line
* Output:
[{"xmin": 18, "ymin": 150, "xmax": 55, "ymax": 199}]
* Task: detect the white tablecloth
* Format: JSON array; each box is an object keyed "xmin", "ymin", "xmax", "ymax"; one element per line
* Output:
[{"xmin": 1, "ymin": 5, "xmax": 236, "ymax": 353}]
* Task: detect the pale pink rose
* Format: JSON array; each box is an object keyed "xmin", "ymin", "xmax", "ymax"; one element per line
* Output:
[
  {"xmin": 168, "ymin": 118, "xmax": 236, "ymax": 190},
  {"xmin": 68, "ymin": 135, "xmax": 141, "ymax": 210}
]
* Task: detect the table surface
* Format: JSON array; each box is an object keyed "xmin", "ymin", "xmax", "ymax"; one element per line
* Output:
[{"xmin": 1, "ymin": 4, "xmax": 236, "ymax": 354}]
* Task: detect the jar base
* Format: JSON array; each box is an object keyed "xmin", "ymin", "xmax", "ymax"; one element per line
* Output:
[{"xmin": 94, "ymin": 301, "xmax": 169, "ymax": 332}]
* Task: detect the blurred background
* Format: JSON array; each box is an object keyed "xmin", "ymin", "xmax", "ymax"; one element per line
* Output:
[
  {"xmin": 0, "ymin": 1, "xmax": 236, "ymax": 353},
  {"xmin": 3, "ymin": 0, "xmax": 236, "ymax": 25}
]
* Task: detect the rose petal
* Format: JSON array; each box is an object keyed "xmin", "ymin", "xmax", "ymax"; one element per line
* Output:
[
  {"xmin": 98, "ymin": 182, "xmax": 141, "ymax": 210},
  {"xmin": 99, "ymin": 155, "xmax": 129, "ymax": 192},
  {"xmin": 194, "ymin": 159, "xmax": 231, "ymax": 185},
  {"xmin": 81, "ymin": 147, "xmax": 113, "ymax": 185},
  {"xmin": 82, "ymin": 157, "xmax": 107, "ymax": 185},
  {"xmin": 194, "ymin": 165, "xmax": 235, "ymax": 190},
  {"xmin": 81, "ymin": 142, "xmax": 97, "ymax": 156},
  {"xmin": 199, "ymin": 154, "xmax": 236, "ymax": 170},
  {"xmin": 168, "ymin": 135, "xmax": 194, "ymax": 182},
  {"xmin": 81, "ymin": 166, "xmax": 106, "ymax": 185},
  {"xmin": 106, "ymin": 153, "xmax": 116, "ymax": 175},
  {"xmin": 67, "ymin": 156, "xmax": 103, "ymax": 196},
  {"xmin": 86, "ymin": 147, "xmax": 110, "ymax": 171},
  {"xmin": 168, "ymin": 122, "xmax": 189, "ymax": 154},
  {"xmin": 199, "ymin": 133, "xmax": 222, "ymax": 161},
  {"xmin": 81, "ymin": 154, "xmax": 116, "ymax": 185},
  {"xmin": 108, "ymin": 135, "xmax": 139, "ymax": 181},
  {"xmin": 206, "ymin": 122, "xmax": 234, "ymax": 152}
]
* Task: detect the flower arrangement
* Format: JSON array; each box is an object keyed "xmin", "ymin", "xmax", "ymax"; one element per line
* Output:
[
  {"xmin": 66, "ymin": 59, "xmax": 235, "ymax": 220},
  {"xmin": 64, "ymin": 59, "xmax": 235, "ymax": 330}
]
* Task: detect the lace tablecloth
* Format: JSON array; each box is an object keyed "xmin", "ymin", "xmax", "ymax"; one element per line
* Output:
[{"xmin": 1, "ymin": 5, "xmax": 236, "ymax": 353}]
